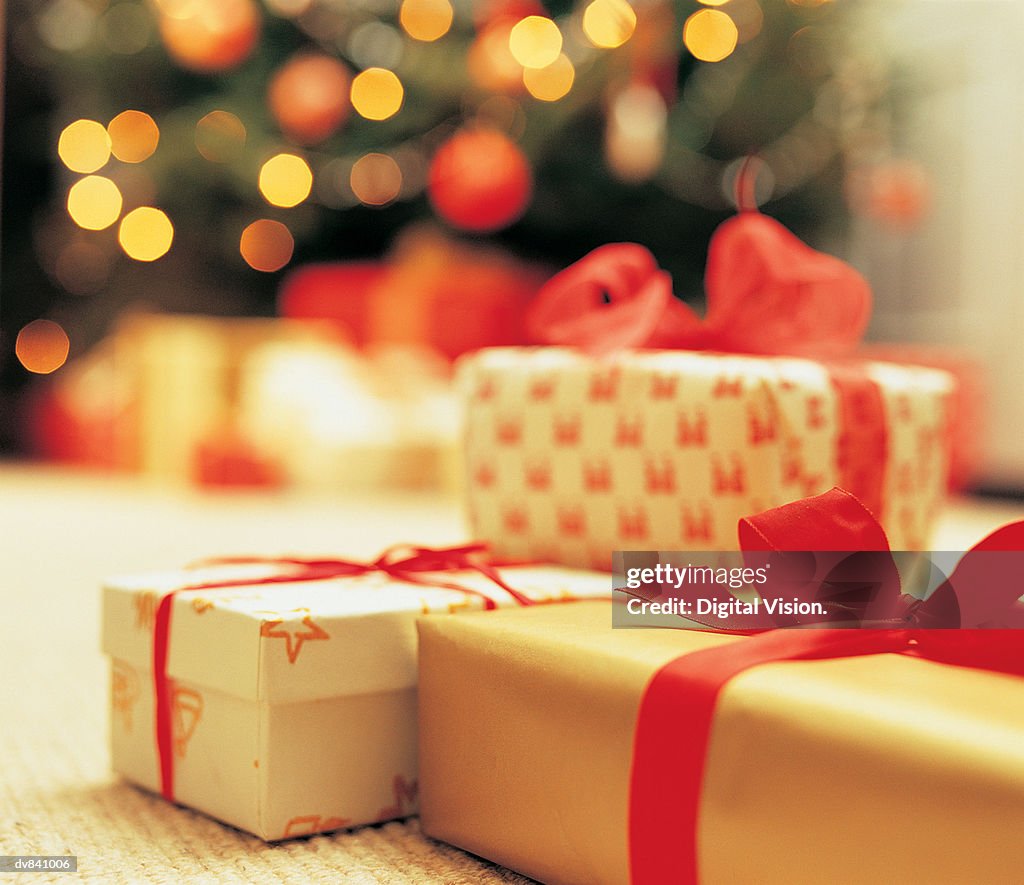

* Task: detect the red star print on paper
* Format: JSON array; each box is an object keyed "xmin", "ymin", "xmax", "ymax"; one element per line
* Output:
[{"xmin": 259, "ymin": 608, "xmax": 330, "ymax": 664}]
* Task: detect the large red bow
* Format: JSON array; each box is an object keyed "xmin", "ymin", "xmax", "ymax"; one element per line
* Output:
[
  {"xmin": 526, "ymin": 212, "xmax": 872, "ymax": 357},
  {"xmin": 736, "ymin": 487, "xmax": 1024, "ymax": 629},
  {"xmin": 629, "ymin": 489, "xmax": 1024, "ymax": 885}
]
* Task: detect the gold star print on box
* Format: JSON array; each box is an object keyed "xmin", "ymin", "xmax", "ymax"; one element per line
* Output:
[{"xmin": 257, "ymin": 608, "xmax": 330, "ymax": 664}]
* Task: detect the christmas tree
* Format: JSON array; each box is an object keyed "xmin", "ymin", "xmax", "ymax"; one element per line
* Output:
[{"xmin": 2, "ymin": 0, "xmax": 910, "ymax": 452}]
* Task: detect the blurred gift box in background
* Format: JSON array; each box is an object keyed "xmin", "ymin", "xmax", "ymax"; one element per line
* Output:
[{"xmin": 0, "ymin": 0, "xmax": 1017, "ymax": 492}]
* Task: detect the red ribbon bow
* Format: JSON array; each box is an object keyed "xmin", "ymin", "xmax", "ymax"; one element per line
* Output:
[
  {"xmin": 153, "ymin": 542, "xmax": 532, "ymax": 804},
  {"xmin": 526, "ymin": 212, "xmax": 872, "ymax": 357},
  {"xmin": 629, "ymin": 489, "xmax": 1024, "ymax": 884}
]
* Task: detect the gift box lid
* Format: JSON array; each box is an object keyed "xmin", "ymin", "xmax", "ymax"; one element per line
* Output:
[{"xmin": 101, "ymin": 560, "xmax": 612, "ymax": 704}]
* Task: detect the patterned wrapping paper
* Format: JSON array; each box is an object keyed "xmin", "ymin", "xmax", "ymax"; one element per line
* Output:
[
  {"xmin": 101, "ymin": 560, "xmax": 610, "ymax": 840},
  {"xmin": 459, "ymin": 347, "xmax": 954, "ymax": 569},
  {"xmin": 418, "ymin": 602, "xmax": 1024, "ymax": 885}
]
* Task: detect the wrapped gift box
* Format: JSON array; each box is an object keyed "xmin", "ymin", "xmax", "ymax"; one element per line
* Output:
[
  {"xmin": 101, "ymin": 556, "xmax": 610, "ymax": 840},
  {"xmin": 459, "ymin": 347, "xmax": 953, "ymax": 569},
  {"xmin": 418, "ymin": 601, "xmax": 1024, "ymax": 885}
]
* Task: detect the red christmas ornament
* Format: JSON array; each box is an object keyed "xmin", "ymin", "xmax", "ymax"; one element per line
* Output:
[
  {"xmin": 159, "ymin": 0, "xmax": 260, "ymax": 73},
  {"xmin": 269, "ymin": 54, "xmax": 353, "ymax": 145},
  {"xmin": 427, "ymin": 128, "xmax": 533, "ymax": 232}
]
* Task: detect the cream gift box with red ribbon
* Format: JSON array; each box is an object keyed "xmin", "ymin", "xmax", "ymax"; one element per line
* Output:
[
  {"xmin": 100, "ymin": 548, "xmax": 610, "ymax": 840},
  {"xmin": 460, "ymin": 218, "xmax": 955, "ymax": 569},
  {"xmin": 460, "ymin": 348, "xmax": 953, "ymax": 569}
]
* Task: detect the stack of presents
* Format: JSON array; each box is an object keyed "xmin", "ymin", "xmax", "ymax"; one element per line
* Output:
[{"xmin": 102, "ymin": 212, "xmax": 1024, "ymax": 882}]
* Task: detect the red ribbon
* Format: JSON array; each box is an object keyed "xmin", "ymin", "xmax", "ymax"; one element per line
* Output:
[
  {"xmin": 153, "ymin": 543, "xmax": 532, "ymax": 804},
  {"xmin": 629, "ymin": 490, "xmax": 1024, "ymax": 884},
  {"xmin": 526, "ymin": 212, "xmax": 872, "ymax": 358}
]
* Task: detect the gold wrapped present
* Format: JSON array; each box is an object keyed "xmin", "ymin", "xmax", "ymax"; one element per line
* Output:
[{"xmin": 419, "ymin": 601, "xmax": 1024, "ymax": 884}]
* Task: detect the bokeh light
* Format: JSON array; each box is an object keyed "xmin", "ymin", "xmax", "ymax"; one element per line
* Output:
[
  {"xmin": 523, "ymin": 54, "xmax": 575, "ymax": 102},
  {"xmin": 240, "ymin": 219, "xmax": 295, "ymax": 271},
  {"xmin": 38, "ymin": 0, "xmax": 96, "ymax": 52},
  {"xmin": 107, "ymin": 110, "xmax": 160, "ymax": 163},
  {"xmin": 348, "ymin": 22, "xmax": 404, "ymax": 70},
  {"xmin": 99, "ymin": 2, "xmax": 153, "ymax": 54},
  {"xmin": 258, "ymin": 153, "xmax": 313, "ymax": 207},
  {"xmin": 67, "ymin": 176, "xmax": 124, "ymax": 230},
  {"xmin": 399, "ymin": 0, "xmax": 453, "ymax": 42},
  {"xmin": 508, "ymin": 16, "xmax": 562, "ymax": 69},
  {"xmin": 118, "ymin": 207, "xmax": 174, "ymax": 261},
  {"xmin": 350, "ymin": 153, "xmax": 403, "ymax": 206},
  {"xmin": 350, "ymin": 68, "xmax": 405, "ymax": 121},
  {"xmin": 58, "ymin": 120, "xmax": 111, "ymax": 174},
  {"xmin": 157, "ymin": 0, "xmax": 261, "ymax": 73},
  {"xmin": 16, "ymin": 320, "xmax": 70, "ymax": 375},
  {"xmin": 195, "ymin": 110, "xmax": 247, "ymax": 162},
  {"xmin": 268, "ymin": 54, "xmax": 352, "ymax": 144},
  {"xmin": 468, "ymin": 22, "xmax": 524, "ymax": 94},
  {"xmin": 683, "ymin": 9, "xmax": 738, "ymax": 63},
  {"xmin": 582, "ymin": 0, "xmax": 636, "ymax": 50}
]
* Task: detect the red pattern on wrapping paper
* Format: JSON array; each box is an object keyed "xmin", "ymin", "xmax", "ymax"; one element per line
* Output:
[
  {"xmin": 747, "ymin": 402, "xmax": 778, "ymax": 445},
  {"xmin": 476, "ymin": 378, "xmax": 497, "ymax": 401},
  {"xmin": 629, "ymin": 490, "xmax": 1024, "ymax": 884},
  {"xmin": 806, "ymin": 395, "xmax": 826, "ymax": 429},
  {"xmin": 502, "ymin": 507, "xmax": 529, "ymax": 534},
  {"xmin": 152, "ymin": 543, "xmax": 533, "ymax": 805},
  {"xmin": 650, "ymin": 373, "xmax": 679, "ymax": 399},
  {"xmin": 711, "ymin": 454, "xmax": 746, "ymax": 495},
  {"xmin": 474, "ymin": 463, "xmax": 496, "ymax": 488},
  {"xmin": 831, "ymin": 367, "xmax": 887, "ymax": 518},
  {"xmin": 583, "ymin": 459, "xmax": 612, "ymax": 492},
  {"xmin": 553, "ymin": 415, "xmax": 581, "ymax": 446},
  {"xmin": 711, "ymin": 376, "xmax": 743, "ymax": 398},
  {"xmin": 895, "ymin": 393, "xmax": 912, "ymax": 422},
  {"xmin": 615, "ymin": 416, "xmax": 643, "ymax": 447},
  {"xmin": 557, "ymin": 506, "xmax": 586, "ymax": 537},
  {"xmin": 679, "ymin": 504, "xmax": 714, "ymax": 543},
  {"xmin": 588, "ymin": 368, "xmax": 620, "ymax": 401},
  {"xmin": 675, "ymin": 409, "xmax": 708, "ymax": 447},
  {"xmin": 800, "ymin": 473, "xmax": 826, "ymax": 498},
  {"xmin": 496, "ymin": 417, "xmax": 522, "ymax": 445},
  {"xmin": 376, "ymin": 774, "xmax": 419, "ymax": 820},
  {"xmin": 617, "ymin": 506, "xmax": 650, "ymax": 541},
  {"xmin": 529, "ymin": 376, "xmax": 555, "ymax": 401},
  {"xmin": 781, "ymin": 438, "xmax": 803, "ymax": 485},
  {"xmin": 895, "ymin": 463, "xmax": 914, "ymax": 496},
  {"xmin": 644, "ymin": 458, "xmax": 676, "ymax": 494},
  {"xmin": 524, "ymin": 460, "xmax": 552, "ymax": 491}
]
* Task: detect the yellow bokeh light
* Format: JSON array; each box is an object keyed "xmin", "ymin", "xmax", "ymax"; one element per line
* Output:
[
  {"xmin": 697, "ymin": 0, "xmax": 730, "ymax": 5},
  {"xmin": 16, "ymin": 320, "xmax": 70, "ymax": 375},
  {"xmin": 118, "ymin": 207, "xmax": 174, "ymax": 261},
  {"xmin": 399, "ymin": 0, "xmax": 453, "ymax": 42},
  {"xmin": 582, "ymin": 0, "xmax": 636, "ymax": 49},
  {"xmin": 240, "ymin": 219, "xmax": 294, "ymax": 271},
  {"xmin": 350, "ymin": 68, "xmax": 405, "ymax": 121},
  {"xmin": 523, "ymin": 53, "xmax": 575, "ymax": 102},
  {"xmin": 58, "ymin": 119, "xmax": 112, "ymax": 173},
  {"xmin": 258, "ymin": 153, "xmax": 313, "ymax": 207},
  {"xmin": 107, "ymin": 110, "xmax": 160, "ymax": 163},
  {"xmin": 683, "ymin": 9, "xmax": 738, "ymax": 63},
  {"xmin": 195, "ymin": 110, "xmax": 247, "ymax": 162},
  {"xmin": 350, "ymin": 153, "xmax": 403, "ymax": 206},
  {"xmin": 67, "ymin": 176, "xmax": 124, "ymax": 230},
  {"xmin": 508, "ymin": 16, "xmax": 562, "ymax": 69}
]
